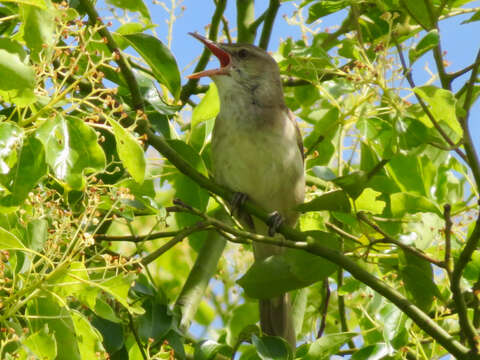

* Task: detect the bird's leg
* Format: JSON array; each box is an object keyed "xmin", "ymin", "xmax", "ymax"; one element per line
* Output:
[
  {"xmin": 267, "ymin": 211, "xmax": 284, "ymax": 236},
  {"xmin": 230, "ymin": 192, "xmax": 248, "ymax": 216}
]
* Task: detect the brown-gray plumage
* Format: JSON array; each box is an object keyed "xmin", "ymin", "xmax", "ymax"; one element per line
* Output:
[{"xmin": 188, "ymin": 33, "xmax": 305, "ymax": 347}]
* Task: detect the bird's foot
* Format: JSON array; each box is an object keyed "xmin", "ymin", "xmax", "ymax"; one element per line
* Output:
[
  {"xmin": 267, "ymin": 211, "xmax": 284, "ymax": 236},
  {"xmin": 231, "ymin": 192, "xmax": 248, "ymax": 216}
]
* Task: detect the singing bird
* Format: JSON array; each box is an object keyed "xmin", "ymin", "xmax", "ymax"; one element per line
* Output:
[{"xmin": 188, "ymin": 33, "xmax": 305, "ymax": 347}]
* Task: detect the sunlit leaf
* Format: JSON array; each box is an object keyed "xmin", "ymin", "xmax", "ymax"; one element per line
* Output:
[
  {"xmin": 107, "ymin": 117, "xmax": 145, "ymax": 184},
  {"xmin": 0, "ymin": 226, "xmax": 25, "ymax": 249},
  {"xmin": 414, "ymin": 86, "xmax": 463, "ymax": 136},
  {"xmin": 298, "ymin": 189, "xmax": 351, "ymax": 213},
  {"xmin": 192, "ymin": 83, "xmax": 219, "ymax": 127},
  {"xmin": 0, "ymin": 122, "xmax": 23, "ymax": 174},
  {"xmin": 23, "ymin": 327, "xmax": 57, "ymax": 359},
  {"xmin": 36, "ymin": 115, "xmax": 106, "ymax": 190},
  {"xmin": 106, "ymin": 0, "xmax": 150, "ymax": 20},
  {"xmin": 122, "ymin": 33, "xmax": 181, "ymax": 99},
  {"xmin": 71, "ymin": 310, "xmax": 105, "ymax": 359},
  {"xmin": 0, "ymin": 49, "xmax": 35, "ymax": 105},
  {"xmin": 409, "ymin": 30, "xmax": 439, "ymax": 64},
  {"xmin": 0, "ymin": 136, "xmax": 46, "ymax": 207},
  {"xmin": 194, "ymin": 340, "xmax": 233, "ymax": 360},
  {"xmin": 252, "ymin": 334, "xmax": 293, "ymax": 360},
  {"xmin": 355, "ymin": 188, "xmax": 385, "ymax": 215},
  {"xmin": 302, "ymin": 333, "xmax": 356, "ymax": 360},
  {"xmin": 21, "ymin": 0, "xmax": 56, "ymax": 62}
]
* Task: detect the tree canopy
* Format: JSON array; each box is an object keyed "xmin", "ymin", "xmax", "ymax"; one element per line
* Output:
[{"xmin": 0, "ymin": 0, "xmax": 480, "ymax": 359}]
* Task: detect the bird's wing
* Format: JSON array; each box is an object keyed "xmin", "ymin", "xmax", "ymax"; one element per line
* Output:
[{"xmin": 287, "ymin": 108, "xmax": 304, "ymax": 163}]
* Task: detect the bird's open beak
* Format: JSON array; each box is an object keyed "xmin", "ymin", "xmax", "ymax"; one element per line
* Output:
[{"xmin": 187, "ymin": 32, "xmax": 231, "ymax": 79}]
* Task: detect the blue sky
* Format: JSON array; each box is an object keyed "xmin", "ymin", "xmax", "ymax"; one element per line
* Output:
[{"xmin": 141, "ymin": 0, "xmax": 480, "ymax": 155}]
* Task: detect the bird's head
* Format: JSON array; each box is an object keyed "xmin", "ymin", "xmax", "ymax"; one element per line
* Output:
[{"xmin": 188, "ymin": 32, "xmax": 283, "ymax": 106}]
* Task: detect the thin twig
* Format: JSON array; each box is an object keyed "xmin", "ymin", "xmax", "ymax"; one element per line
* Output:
[
  {"xmin": 141, "ymin": 222, "xmax": 209, "ymax": 266},
  {"xmin": 450, "ymin": 201, "xmax": 480, "ymax": 352},
  {"xmin": 95, "ymin": 230, "xmax": 180, "ymax": 242},
  {"xmin": 317, "ymin": 279, "xmax": 330, "ymax": 338},
  {"xmin": 448, "ymin": 63, "xmax": 476, "ymax": 81},
  {"xmin": 258, "ymin": 0, "xmax": 280, "ymax": 50},
  {"xmin": 393, "ymin": 37, "xmax": 468, "ymax": 162},
  {"xmin": 444, "ymin": 204, "xmax": 453, "ymax": 277},
  {"xmin": 357, "ymin": 212, "xmax": 445, "ymax": 268}
]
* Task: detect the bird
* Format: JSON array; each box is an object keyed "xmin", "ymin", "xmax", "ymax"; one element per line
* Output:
[{"xmin": 188, "ymin": 32, "xmax": 305, "ymax": 348}]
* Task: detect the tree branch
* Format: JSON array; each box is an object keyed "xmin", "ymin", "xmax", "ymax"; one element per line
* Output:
[
  {"xmin": 258, "ymin": 0, "xmax": 280, "ymax": 50},
  {"xmin": 95, "ymin": 230, "xmax": 180, "ymax": 243},
  {"xmin": 141, "ymin": 222, "xmax": 209, "ymax": 266},
  {"xmin": 451, "ymin": 202, "xmax": 480, "ymax": 352}
]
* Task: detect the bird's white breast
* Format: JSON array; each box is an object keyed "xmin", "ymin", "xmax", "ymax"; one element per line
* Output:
[{"xmin": 212, "ymin": 104, "xmax": 304, "ymax": 223}]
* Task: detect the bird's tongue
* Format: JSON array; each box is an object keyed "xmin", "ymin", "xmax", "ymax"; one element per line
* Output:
[{"xmin": 187, "ymin": 32, "xmax": 230, "ymax": 79}]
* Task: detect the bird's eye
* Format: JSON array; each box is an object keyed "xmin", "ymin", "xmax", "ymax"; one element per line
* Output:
[{"xmin": 238, "ymin": 49, "xmax": 248, "ymax": 58}]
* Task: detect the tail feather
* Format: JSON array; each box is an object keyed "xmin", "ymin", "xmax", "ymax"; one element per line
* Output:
[
  {"xmin": 259, "ymin": 294, "xmax": 295, "ymax": 348},
  {"xmin": 253, "ymin": 239, "xmax": 296, "ymax": 349}
]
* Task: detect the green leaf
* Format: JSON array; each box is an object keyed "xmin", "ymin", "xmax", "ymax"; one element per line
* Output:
[
  {"xmin": 194, "ymin": 340, "xmax": 233, "ymax": 360},
  {"xmin": 387, "ymin": 154, "xmax": 425, "ymax": 195},
  {"xmin": 400, "ymin": 254, "xmax": 441, "ymax": 312},
  {"xmin": 91, "ymin": 316, "xmax": 124, "ymax": 354},
  {"xmin": 137, "ymin": 297, "xmax": 173, "ymax": 341},
  {"xmin": 401, "ymin": 0, "xmax": 434, "ymax": 29},
  {"xmin": 408, "ymin": 30, "xmax": 439, "ymax": 64},
  {"xmin": 23, "ymin": 327, "xmax": 57, "ymax": 360},
  {"xmin": 0, "ymin": 136, "xmax": 46, "ymax": 207},
  {"xmin": 252, "ymin": 335, "xmax": 292, "ymax": 360},
  {"xmin": 391, "ymin": 192, "xmax": 442, "ymax": 217},
  {"xmin": 0, "ymin": 48, "xmax": 35, "ymax": 105},
  {"xmin": 0, "ymin": 122, "xmax": 23, "ymax": 174},
  {"xmin": 226, "ymin": 302, "xmax": 259, "ymax": 346},
  {"xmin": 0, "ymin": 226, "xmax": 25, "ymax": 249},
  {"xmin": 122, "ymin": 33, "xmax": 180, "ymax": 99},
  {"xmin": 414, "ymin": 86, "xmax": 463, "ymax": 136},
  {"xmin": 27, "ymin": 297, "xmax": 81, "ymax": 360},
  {"xmin": 238, "ymin": 232, "xmax": 339, "ymax": 299},
  {"xmin": 298, "ymin": 190, "xmax": 350, "ymax": 213},
  {"xmin": 106, "ymin": 0, "xmax": 150, "ymax": 20},
  {"xmin": 302, "ymin": 333, "xmax": 356, "ymax": 360},
  {"xmin": 21, "ymin": 0, "xmax": 56, "ymax": 62},
  {"xmin": 101, "ymin": 273, "xmax": 144, "ymax": 314},
  {"xmin": 192, "ymin": 83, "xmax": 220, "ymax": 127},
  {"xmin": 26, "ymin": 219, "xmax": 47, "ymax": 251},
  {"xmin": 1, "ymin": 0, "xmax": 46, "ymax": 8},
  {"xmin": 36, "ymin": 115, "xmax": 106, "ymax": 190},
  {"xmin": 333, "ymin": 171, "xmax": 368, "ymax": 199},
  {"xmin": 307, "ymin": 0, "xmax": 348, "ymax": 23},
  {"xmin": 94, "ymin": 298, "xmax": 122, "ymax": 323},
  {"xmin": 355, "ymin": 188, "xmax": 386, "ymax": 215},
  {"xmin": 71, "ymin": 310, "xmax": 105, "ymax": 359},
  {"xmin": 112, "ymin": 23, "xmax": 146, "ymax": 50},
  {"xmin": 107, "ymin": 117, "xmax": 145, "ymax": 184},
  {"xmin": 461, "ymin": 10, "xmax": 480, "ymax": 24},
  {"xmin": 351, "ymin": 343, "xmax": 390, "ymax": 360},
  {"xmin": 194, "ymin": 300, "xmax": 215, "ymax": 326},
  {"xmin": 49, "ymin": 261, "xmax": 99, "ymax": 309}
]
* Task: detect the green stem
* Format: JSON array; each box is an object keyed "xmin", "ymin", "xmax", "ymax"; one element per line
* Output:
[
  {"xmin": 236, "ymin": 0, "xmax": 255, "ymax": 43},
  {"xmin": 258, "ymin": 0, "xmax": 280, "ymax": 50}
]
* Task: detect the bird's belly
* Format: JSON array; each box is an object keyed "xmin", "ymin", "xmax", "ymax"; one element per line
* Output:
[{"xmin": 212, "ymin": 128, "xmax": 304, "ymax": 219}]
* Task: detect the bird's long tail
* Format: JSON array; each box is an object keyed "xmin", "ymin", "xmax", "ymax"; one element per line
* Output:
[{"xmin": 253, "ymin": 241, "xmax": 295, "ymax": 348}]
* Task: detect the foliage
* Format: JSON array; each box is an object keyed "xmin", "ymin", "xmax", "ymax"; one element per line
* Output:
[{"xmin": 0, "ymin": 0, "xmax": 479, "ymax": 359}]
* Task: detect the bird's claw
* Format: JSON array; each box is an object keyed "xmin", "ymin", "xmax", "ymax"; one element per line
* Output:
[
  {"xmin": 267, "ymin": 211, "xmax": 284, "ymax": 236},
  {"xmin": 231, "ymin": 192, "xmax": 248, "ymax": 216}
]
